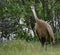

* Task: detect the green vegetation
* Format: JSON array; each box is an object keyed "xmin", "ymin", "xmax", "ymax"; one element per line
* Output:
[
  {"xmin": 0, "ymin": 39, "xmax": 60, "ymax": 55},
  {"xmin": 0, "ymin": 0, "xmax": 60, "ymax": 41}
]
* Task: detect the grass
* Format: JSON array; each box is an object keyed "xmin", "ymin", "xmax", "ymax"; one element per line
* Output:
[{"xmin": 0, "ymin": 40, "xmax": 60, "ymax": 55}]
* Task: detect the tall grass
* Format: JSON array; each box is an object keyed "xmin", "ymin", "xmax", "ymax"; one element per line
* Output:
[{"xmin": 0, "ymin": 40, "xmax": 60, "ymax": 55}]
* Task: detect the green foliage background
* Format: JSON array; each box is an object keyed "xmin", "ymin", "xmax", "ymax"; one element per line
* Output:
[{"xmin": 0, "ymin": 0, "xmax": 60, "ymax": 42}]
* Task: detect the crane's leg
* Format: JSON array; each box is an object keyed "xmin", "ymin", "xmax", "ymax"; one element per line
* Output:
[{"xmin": 50, "ymin": 37, "xmax": 54, "ymax": 51}]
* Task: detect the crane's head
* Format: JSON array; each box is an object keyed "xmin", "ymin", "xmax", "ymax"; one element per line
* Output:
[{"xmin": 31, "ymin": 4, "xmax": 35, "ymax": 9}]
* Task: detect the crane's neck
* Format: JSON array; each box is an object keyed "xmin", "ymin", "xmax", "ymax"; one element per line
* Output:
[{"xmin": 31, "ymin": 8, "xmax": 39, "ymax": 22}]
